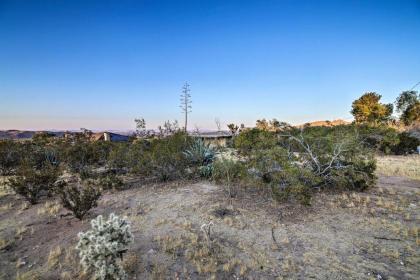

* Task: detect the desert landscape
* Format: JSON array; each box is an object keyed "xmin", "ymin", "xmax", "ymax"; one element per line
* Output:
[
  {"xmin": 0, "ymin": 155, "xmax": 419, "ymax": 280},
  {"xmin": 1, "ymin": 1, "xmax": 420, "ymax": 279}
]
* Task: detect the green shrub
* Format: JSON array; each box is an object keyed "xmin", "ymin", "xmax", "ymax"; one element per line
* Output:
[
  {"xmin": 234, "ymin": 128, "xmax": 277, "ymax": 155},
  {"xmin": 212, "ymin": 159, "xmax": 247, "ymax": 197},
  {"xmin": 357, "ymin": 125, "xmax": 400, "ymax": 154},
  {"xmin": 284, "ymin": 126, "xmax": 377, "ymax": 191},
  {"xmin": 0, "ymin": 140, "xmax": 21, "ymax": 175},
  {"xmin": 356, "ymin": 124, "xmax": 419, "ymax": 155},
  {"xmin": 392, "ymin": 132, "xmax": 420, "ymax": 155},
  {"xmin": 146, "ymin": 132, "xmax": 192, "ymax": 181},
  {"xmin": 98, "ymin": 173, "xmax": 124, "ymax": 191},
  {"xmin": 59, "ymin": 184, "xmax": 101, "ymax": 219},
  {"xmin": 243, "ymin": 125, "xmax": 377, "ymax": 204},
  {"xmin": 8, "ymin": 164, "xmax": 61, "ymax": 204},
  {"xmin": 329, "ymin": 157, "xmax": 376, "ymax": 191},
  {"xmin": 247, "ymin": 147, "xmax": 317, "ymax": 205},
  {"xmin": 271, "ymin": 182, "xmax": 312, "ymax": 206},
  {"xmin": 107, "ymin": 143, "xmax": 130, "ymax": 171},
  {"xmin": 61, "ymin": 140, "xmax": 112, "ymax": 173}
]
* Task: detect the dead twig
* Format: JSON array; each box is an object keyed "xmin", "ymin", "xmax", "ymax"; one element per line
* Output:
[{"xmin": 373, "ymin": 236, "xmax": 402, "ymax": 241}]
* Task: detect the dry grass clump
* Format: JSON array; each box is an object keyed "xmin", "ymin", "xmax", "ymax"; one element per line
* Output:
[
  {"xmin": 15, "ymin": 270, "xmax": 42, "ymax": 280},
  {"xmin": 37, "ymin": 200, "xmax": 61, "ymax": 217},
  {"xmin": 155, "ymin": 222, "xmax": 247, "ymax": 278},
  {"xmin": 47, "ymin": 246, "xmax": 63, "ymax": 269},
  {"xmin": 0, "ymin": 176, "xmax": 12, "ymax": 197},
  {"xmin": 376, "ymin": 155, "xmax": 420, "ymax": 180}
]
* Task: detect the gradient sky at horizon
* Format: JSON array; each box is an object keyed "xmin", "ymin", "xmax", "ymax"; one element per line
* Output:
[{"xmin": 1, "ymin": 0, "xmax": 419, "ymax": 131}]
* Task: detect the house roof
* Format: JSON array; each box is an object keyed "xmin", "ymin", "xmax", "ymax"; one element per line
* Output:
[{"xmin": 192, "ymin": 131, "xmax": 232, "ymax": 138}]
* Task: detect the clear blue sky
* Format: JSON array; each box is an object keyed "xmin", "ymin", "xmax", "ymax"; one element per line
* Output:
[{"xmin": 1, "ymin": 0, "xmax": 419, "ymax": 131}]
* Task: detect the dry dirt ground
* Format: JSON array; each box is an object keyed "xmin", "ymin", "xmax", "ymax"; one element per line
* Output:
[{"xmin": 0, "ymin": 156, "xmax": 419, "ymax": 280}]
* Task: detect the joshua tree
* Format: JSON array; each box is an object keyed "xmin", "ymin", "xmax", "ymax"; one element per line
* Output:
[
  {"xmin": 180, "ymin": 82, "xmax": 192, "ymax": 132},
  {"xmin": 227, "ymin": 123, "xmax": 239, "ymax": 135}
]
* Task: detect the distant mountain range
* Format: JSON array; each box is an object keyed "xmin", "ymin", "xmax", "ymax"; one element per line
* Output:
[
  {"xmin": 0, "ymin": 130, "xmax": 63, "ymax": 140},
  {"xmin": 0, "ymin": 130, "xmax": 133, "ymax": 140},
  {"xmin": 0, "ymin": 120, "xmax": 351, "ymax": 140}
]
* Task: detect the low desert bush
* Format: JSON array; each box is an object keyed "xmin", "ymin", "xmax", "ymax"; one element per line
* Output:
[
  {"xmin": 359, "ymin": 125, "xmax": 400, "ymax": 154},
  {"xmin": 357, "ymin": 124, "xmax": 419, "ymax": 155},
  {"xmin": 233, "ymin": 128, "xmax": 277, "ymax": 155},
  {"xmin": 0, "ymin": 140, "xmax": 22, "ymax": 175},
  {"xmin": 143, "ymin": 132, "xmax": 192, "ymax": 181},
  {"xmin": 392, "ymin": 132, "xmax": 420, "ymax": 155},
  {"xmin": 295, "ymin": 127, "xmax": 377, "ymax": 191},
  {"xmin": 233, "ymin": 124, "xmax": 377, "ymax": 204},
  {"xmin": 107, "ymin": 143, "xmax": 130, "ymax": 171},
  {"xmin": 248, "ymin": 147, "xmax": 317, "ymax": 204},
  {"xmin": 77, "ymin": 213, "xmax": 133, "ymax": 280},
  {"xmin": 271, "ymin": 182, "xmax": 312, "ymax": 205},
  {"xmin": 98, "ymin": 173, "xmax": 124, "ymax": 191},
  {"xmin": 8, "ymin": 163, "xmax": 61, "ymax": 204},
  {"xmin": 59, "ymin": 184, "xmax": 101, "ymax": 219},
  {"xmin": 212, "ymin": 158, "xmax": 247, "ymax": 197},
  {"xmin": 61, "ymin": 136, "xmax": 113, "ymax": 173}
]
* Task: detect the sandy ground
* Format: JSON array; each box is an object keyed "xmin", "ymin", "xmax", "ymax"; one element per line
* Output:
[{"xmin": 0, "ymin": 157, "xmax": 419, "ymax": 280}]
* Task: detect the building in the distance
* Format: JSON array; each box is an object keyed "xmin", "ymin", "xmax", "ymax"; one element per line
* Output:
[
  {"xmin": 92, "ymin": 132, "xmax": 130, "ymax": 142},
  {"xmin": 191, "ymin": 131, "xmax": 233, "ymax": 147}
]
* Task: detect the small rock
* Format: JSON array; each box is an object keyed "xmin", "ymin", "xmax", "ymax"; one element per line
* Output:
[{"xmin": 147, "ymin": 249, "xmax": 155, "ymax": 254}]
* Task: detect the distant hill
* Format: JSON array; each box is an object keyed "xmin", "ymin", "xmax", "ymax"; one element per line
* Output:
[
  {"xmin": 297, "ymin": 119, "xmax": 351, "ymax": 128},
  {"xmin": 0, "ymin": 130, "xmax": 37, "ymax": 140},
  {"xmin": 0, "ymin": 130, "xmax": 65, "ymax": 140}
]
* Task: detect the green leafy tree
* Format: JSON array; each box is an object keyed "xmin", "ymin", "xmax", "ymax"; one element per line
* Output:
[
  {"xmin": 351, "ymin": 92, "xmax": 393, "ymax": 125},
  {"xmin": 395, "ymin": 91, "xmax": 420, "ymax": 126},
  {"xmin": 256, "ymin": 119, "xmax": 270, "ymax": 130}
]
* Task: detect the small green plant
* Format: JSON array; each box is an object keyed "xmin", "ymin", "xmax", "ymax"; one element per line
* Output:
[
  {"xmin": 212, "ymin": 159, "xmax": 246, "ymax": 197},
  {"xmin": 98, "ymin": 173, "xmax": 124, "ymax": 190},
  {"xmin": 272, "ymin": 183, "xmax": 312, "ymax": 205},
  {"xmin": 198, "ymin": 164, "xmax": 213, "ymax": 178},
  {"xmin": 60, "ymin": 184, "xmax": 101, "ymax": 219},
  {"xmin": 77, "ymin": 213, "xmax": 133, "ymax": 280}
]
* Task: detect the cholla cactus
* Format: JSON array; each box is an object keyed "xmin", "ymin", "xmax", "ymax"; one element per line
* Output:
[{"xmin": 76, "ymin": 213, "xmax": 133, "ymax": 280}]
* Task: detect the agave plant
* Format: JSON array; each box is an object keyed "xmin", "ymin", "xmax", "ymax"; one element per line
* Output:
[
  {"xmin": 183, "ymin": 138, "xmax": 215, "ymax": 166},
  {"xmin": 44, "ymin": 148, "xmax": 60, "ymax": 167}
]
